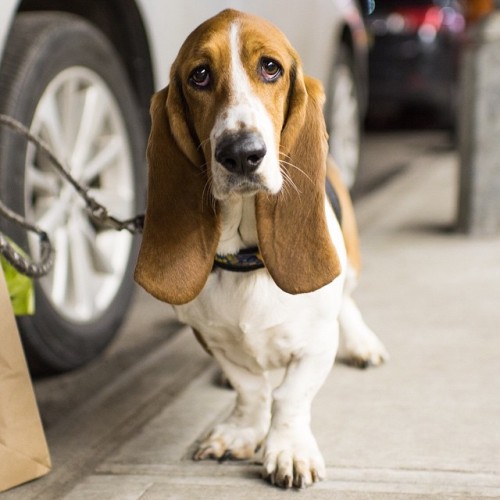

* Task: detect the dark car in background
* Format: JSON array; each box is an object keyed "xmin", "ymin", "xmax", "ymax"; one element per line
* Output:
[{"xmin": 365, "ymin": 0, "xmax": 466, "ymax": 126}]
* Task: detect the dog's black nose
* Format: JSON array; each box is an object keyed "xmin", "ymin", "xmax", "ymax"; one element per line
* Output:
[{"xmin": 215, "ymin": 132, "xmax": 267, "ymax": 175}]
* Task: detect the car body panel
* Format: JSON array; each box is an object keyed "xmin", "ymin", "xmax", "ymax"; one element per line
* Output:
[
  {"xmin": 136, "ymin": 0, "xmax": 363, "ymax": 91},
  {"xmin": 0, "ymin": 0, "xmax": 365, "ymax": 99}
]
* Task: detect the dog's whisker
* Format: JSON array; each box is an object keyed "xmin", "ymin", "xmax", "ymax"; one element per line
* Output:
[
  {"xmin": 201, "ymin": 172, "xmax": 215, "ymax": 209},
  {"xmin": 199, "ymin": 170, "xmax": 214, "ymax": 209},
  {"xmin": 280, "ymin": 157, "xmax": 313, "ymax": 182},
  {"xmin": 278, "ymin": 180, "xmax": 290, "ymax": 202},
  {"xmin": 280, "ymin": 176, "xmax": 294, "ymax": 201},
  {"xmin": 208, "ymin": 178, "xmax": 217, "ymax": 212},
  {"xmin": 280, "ymin": 162, "xmax": 302, "ymax": 196},
  {"xmin": 277, "ymin": 175, "xmax": 295, "ymax": 203},
  {"xmin": 278, "ymin": 150, "xmax": 293, "ymax": 161},
  {"xmin": 279, "ymin": 159, "xmax": 313, "ymax": 186},
  {"xmin": 197, "ymin": 137, "xmax": 211, "ymax": 151},
  {"xmin": 202, "ymin": 180, "xmax": 209, "ymax": 206},
  {"xmin": 194, "ymin": 162, "xmax": 209, "ymax": 179},
  {"xmin": 281, "ymin": 167, "xmax": 299, "ymax": 190}
]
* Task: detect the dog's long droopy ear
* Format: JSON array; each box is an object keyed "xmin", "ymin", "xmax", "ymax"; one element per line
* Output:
[
  {"xmin": 134, "ymin": 87, "xmax": 220, "ymax": 305},
  {"xmin": 256, "ymin": 76, "xmax": 341, "ymax": 294}
]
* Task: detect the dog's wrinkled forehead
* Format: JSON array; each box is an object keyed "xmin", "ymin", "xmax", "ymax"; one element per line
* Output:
[{"xmin": 172, "ymin": 10, "xmax": 297, "ymax": 101}]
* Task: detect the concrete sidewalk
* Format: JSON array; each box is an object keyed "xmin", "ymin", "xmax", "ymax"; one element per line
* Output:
[{"xmin": 7, "ymin": 148, "xmax": 500, "ymax": 498}]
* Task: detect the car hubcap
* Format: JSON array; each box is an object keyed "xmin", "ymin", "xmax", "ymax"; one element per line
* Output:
[{"xmin": 25, "ymin": 67, "xmax": 134, "ymax": 323}]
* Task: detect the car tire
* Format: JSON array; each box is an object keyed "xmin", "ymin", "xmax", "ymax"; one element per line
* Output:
[
  {"xmin": 327, "ymin": 44, "xmax": 362, "ymax": 189},
  {"xmin": 0, "ymin": 12, "xmax": 146, "ymax": 373}
]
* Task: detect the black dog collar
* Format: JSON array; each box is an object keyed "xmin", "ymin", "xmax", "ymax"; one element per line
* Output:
[{"xmin": 213, "ymin": 247, "xmax": 265, "ymax": 272}]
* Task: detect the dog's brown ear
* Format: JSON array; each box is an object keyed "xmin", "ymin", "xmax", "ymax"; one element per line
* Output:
[
  {"xmin": 134, "ymin": 86, "xmax": 220, "ymax": 305},
  {"xmin": 256, "ymin": 76, "xmax": 341, "ymax": 294}
]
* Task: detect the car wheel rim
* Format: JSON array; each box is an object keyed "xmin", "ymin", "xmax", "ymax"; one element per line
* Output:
[
  {"xmin": 25, "ymin": 66, "xmax": 135, "ymax": 323},
  {"xmin": 329, "ymin": 63, "xmax": 360, "ymax": 188}
]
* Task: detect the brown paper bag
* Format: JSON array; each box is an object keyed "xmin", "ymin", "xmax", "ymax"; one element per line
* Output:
[{"xmin": 0, "ymin": 268, "xmax": 51, "ymax": 492}]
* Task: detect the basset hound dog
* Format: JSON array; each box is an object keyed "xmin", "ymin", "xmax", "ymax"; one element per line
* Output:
[{"xmin": 135, "ymin": 9, "xmax": 388, "ymax": 489}]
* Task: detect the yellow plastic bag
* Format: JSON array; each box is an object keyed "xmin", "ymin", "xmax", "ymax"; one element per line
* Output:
[{"xmin": 0, "ymin": 247, "xmax": 34, "ymax": 315}]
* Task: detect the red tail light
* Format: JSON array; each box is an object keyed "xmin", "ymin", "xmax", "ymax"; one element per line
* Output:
[
  {"xmin": 395, "ymin": 6, "xmax": 444, "ymax": 32},
  {"xmin": 367, "ymin": 3, "xmax": 465, "ymax": 37}
]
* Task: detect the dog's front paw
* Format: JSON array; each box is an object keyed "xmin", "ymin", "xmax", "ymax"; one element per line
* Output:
[
  {"xmin": 261, "ymin": 428, "xmax": 325, "ymax": 489},
  {"xmin": 193, "ymin": 423, "xmax": 263, "ymax": 461}
]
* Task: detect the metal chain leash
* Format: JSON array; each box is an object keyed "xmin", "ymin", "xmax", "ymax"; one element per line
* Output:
[
  {"xmin": 0, "ymin": 198, "xmax": 54, "ymax": 278},
  {"xmin": 0, "ymin": 113, "xmax": 144, "ymax": 278}
]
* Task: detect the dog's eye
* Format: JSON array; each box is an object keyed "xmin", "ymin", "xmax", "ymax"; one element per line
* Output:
[
  {"xmin": 260, "ymin": 58, "xmax": 282, "ymax": 82},
  {"xmin": 190, "ymin": 65, "xmax": 211, "ymax": 88}
]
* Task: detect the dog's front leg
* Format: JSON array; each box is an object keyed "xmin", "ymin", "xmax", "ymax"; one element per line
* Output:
[
  {"xmin": 262, "ymin": 328, "xmax": 338, "ymax": 489},
  {"xmin": 194, "ymin": 351, "xmax": 271, "ymax": 461}
]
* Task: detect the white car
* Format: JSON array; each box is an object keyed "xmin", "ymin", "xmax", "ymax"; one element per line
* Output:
[{"xmin": 0, "ymin": 0, "xmax": 368, "ymax": 372}]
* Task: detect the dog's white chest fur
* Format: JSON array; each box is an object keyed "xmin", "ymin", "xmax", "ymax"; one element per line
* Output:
[
  {"xmin": 174, "ymin": 196, "xmax": 346, "ymax": 373},
  {"xmin": 175, "ymin": 270, "xmax": 339, "ymax": 372}
]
